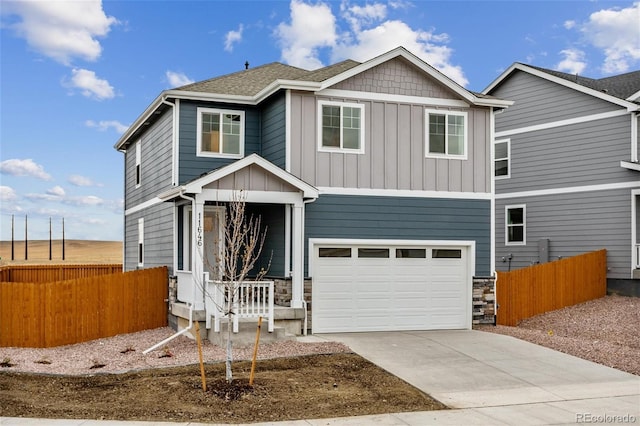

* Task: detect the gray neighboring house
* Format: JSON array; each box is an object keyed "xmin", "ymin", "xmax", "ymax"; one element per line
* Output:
[
  {"xmin": 114, "ymin": 47, "xmax": 511, "ymax": 335},
  {"xmin": 483, "ymin": 64, "xmax": 640, "ymax": 291}
]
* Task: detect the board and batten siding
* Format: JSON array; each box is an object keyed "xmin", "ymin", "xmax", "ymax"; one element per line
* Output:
[
  {"xmin": 490, "ymin": 70, "xmax": 621, "ymax": 132},
  {"xmin": 305, "ymin": 195, "xmax": 491, "ymax": 276},
  {"xmin": 177, "ymin": 101, "xmax": 261, "ymax": 184},
  {"xmin": 495, "ymin": 188, "xmax": 632, "ymax": 279},
  {"xmin": 260, "ymin": 92, "xmax": 287, "ymax": 169},
  {"xmin": 289, "ymin": 92, "xmax": 491, "ymax": 193},
  {"xmin": 124, "ymin": 203, "xmax": 174, "ymax": 273},
  {"xmin": 125, "ymin": 109, "xmax": 173, "ymax": 209},
  {"xmin": 496, "ymin": 114, "xmax": 637, "ymax": 193}
]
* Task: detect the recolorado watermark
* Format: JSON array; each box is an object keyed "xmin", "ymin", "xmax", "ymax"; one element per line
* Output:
[{"xmin": 577, "ymin": 413, "xmax": 637, "ymax": 423}]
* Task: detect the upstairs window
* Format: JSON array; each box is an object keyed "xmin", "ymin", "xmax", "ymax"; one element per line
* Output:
[
  {"xmin": 426, "ymin": 110, "xmax": 467, "ymax": 159},
  {"xmin": 318, "ymin": 101, "xmax": 364, "ymax": 153},
  {"xmin": 197, "ymin": 108, "xmax": 244, "ymax": 158},
  {"xmin": 506, "ymin": 205, "xmax": 526, "ymax": 245},
  {"xmin": 494, "ymin": 139, "xmax": 510, "ymax": 178},
  {"xmin": 135, "ymin": 140, "xmax": 141, "ymax": 187}
]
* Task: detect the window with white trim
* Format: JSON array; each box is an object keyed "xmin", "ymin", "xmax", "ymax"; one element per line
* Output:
[
  {"xmin": 135, "ymin": 140, "xmax": 141, "ymax": 187},
  {"xmin": 494, "ymin": 139, "xmax": 510, "ymax": 178},
  {"xmin": 505, "ymin": 205, "xmax": 525, "ymax": 245},
  {"xmin": 425, "ymin": 109, "xmax": 467, "ymax": 158},
  {"xmin": 137, "ymin": 218, "xmax": 144, "ymax": 266},
  {"xmin": 318, "ymin": 101, "xmax": 364, "ymax": 153},
  {"xmin": 197, "ymin": 107, "xmax": 244, "ymax": 158}
]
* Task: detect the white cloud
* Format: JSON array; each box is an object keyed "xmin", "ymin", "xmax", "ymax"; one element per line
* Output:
[
  {"xmin": 85, "ymin": 119, "xmax": 128, "ymax": 134},
  {"xmin": 46, "ymin": 186, "xmax": 66, "ymax": 197},
  {"xmin": 1, "ymin": 0, "xmax": 118, "ymax": 65},
  {"xmin": 274, "ymin": 0, "xmax": 337, "ymax": 69},
  {"xmin": 166, "ymin": 71, "xmax": 194, "ymax": 88},
  {"xmin": 0, "ymin": 186, "xmax": 18, "ymax": 202},
  {"xmin": 68, "ymin": 175, "xmax": 101, "ymax": 187},
  {"xmin": 275, "ymin": 0, "xmax": 468, "ymax": 86},
  {"xmin": 224, "ymin": 24, "xmax": 244, "ymax": 52},
  {"xmin": 556, "ymin": 48, "xmax": 587, "ymax": 75},
  {"xmin": 0, "ymin": 159, "xmax": 52, "ymax": 180},
  {"xmin": 66, "ymin": 68, "xmax": 115, "ymax": 100},
  {"xmin": 581, "ymin": 2, "xmax": 640, "ymax": 73},
  {"xmin": 563, "ymin": 20, "xmax": 576, "ymax": 30},
  {"xmin": 65, "ymin": 195, "xmax": 104, "ymax": 207}
]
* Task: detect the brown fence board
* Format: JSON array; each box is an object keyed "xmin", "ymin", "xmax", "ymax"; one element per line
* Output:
[
  {"xmin": 0, "ymin": 264, "xmax": 122, "ymax": 283},
  {"xmin": 0, "ymin": 266, "xmax": 167, "ymax": 348},
  {"xmin": 496, "ymin": 250, "xmax": 607, "ymax": 326}
]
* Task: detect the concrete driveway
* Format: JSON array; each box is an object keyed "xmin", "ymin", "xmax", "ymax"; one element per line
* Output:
[{"xmin": 313, "ymin": 330, "xmax": 640, "ymax": 425}]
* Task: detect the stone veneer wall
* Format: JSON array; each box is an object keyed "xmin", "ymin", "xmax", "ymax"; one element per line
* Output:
[
  {"xmin": 473, "ymin": 276, "xmax": 496, "ymax": 325},
  {"xmin": 274, "ymin": 278, "xmax": 313, "ymax": 329}
]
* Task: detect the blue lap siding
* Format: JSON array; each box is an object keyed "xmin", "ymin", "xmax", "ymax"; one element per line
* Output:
[{"xmin": 304, "ymin": 195, "xmax": 491, "ymax": 276}]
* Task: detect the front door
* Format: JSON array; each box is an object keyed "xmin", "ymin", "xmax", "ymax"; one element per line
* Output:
[{"xmin": 203, "ymin": 206, "xmax": 225, "ymax": 281}]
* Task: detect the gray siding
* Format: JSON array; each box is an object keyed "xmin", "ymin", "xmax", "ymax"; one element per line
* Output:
[
  {"xmin": 124, "ymin": 203, "xmax": 174, "ymax": 273},
  {"xmin": 261, "ymin": 93, "xmax": 286, "ymax": 168},
  {"xmin": 124, "ymin": 110, "xmax": 173, "ymax": 209},
  {"xmin": 491, "ymin": 70, "xmax": 621, "ymax": 132},
  {"xmin": 290, "ymin": 92, "xmax": 491, "ymax": 193},
  {"xmin": 496, "ymin": 114, "xmax": 637, "ymax": 193},
  {"xmin": 495, "ymin": 188, "xmax": 633, "ymax": 279},
  {"xmin": 305, "ymin": 195, "xmax": 491, "ymax": 276},
  {"xmin": 178, "ymin": 101, "xmax": 261, "ymax": 184}
]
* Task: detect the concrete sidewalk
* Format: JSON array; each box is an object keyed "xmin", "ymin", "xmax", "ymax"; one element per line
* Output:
[{"xmin": 3, "ymin": 330, "xmax": 639, "ymax": 425}]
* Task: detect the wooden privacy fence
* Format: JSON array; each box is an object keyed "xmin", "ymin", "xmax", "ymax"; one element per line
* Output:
[
  {"xmin": 0, "ymin": 264, "xmax": 122, "ymax": 283},
  {"xmin": 496, "ymin": 249, "xmax": 607, "ymax": 326},
  {"xmin": 0, "ymin": 266, "xmax": 168, "ymax": 348}
]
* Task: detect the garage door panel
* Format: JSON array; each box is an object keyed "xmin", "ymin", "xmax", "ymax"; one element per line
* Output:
[{"xmin": 313, "ymin": 243, "xmax": 469, "ymax": 333}]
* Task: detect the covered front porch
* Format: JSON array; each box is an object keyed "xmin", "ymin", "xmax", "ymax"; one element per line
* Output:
[{"xmin": 159, "ymin": 154, "xmax": 318, "ymax": 339}]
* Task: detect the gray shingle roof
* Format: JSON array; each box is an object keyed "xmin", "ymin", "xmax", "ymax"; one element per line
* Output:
[
  {"xmin": 174, "ymin": 59, "xmax": 362, "ymax": 97},
  {"xmin": 525, "ymin": 64, "xmax": 640, "ymax": 100}
]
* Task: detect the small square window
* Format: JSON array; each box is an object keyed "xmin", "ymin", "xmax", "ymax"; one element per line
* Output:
[
  {"xmin": 358, "ymin": 248, "xmax": 389, "ymax": 258},
  {"xmin": 318, "ymin": 101, "xmax": 364, "ymax": 153},
  {"xmin": 432, "ymin": 249, "xmax": 462, "ymax": 259},
  {"xmin": 319, "ymin": 247, "xmax": 352, "ymax": 258},
  {"xmin": 396, "ymin": 248, "xmax": 426, "ymax": 258},
  {"xmin": 426, "ymin": 110, "xmax": 467, "ymax": 159},
  {"xmin": 197, "ymin": 108, "xmax": 244, "ymax": 158}
]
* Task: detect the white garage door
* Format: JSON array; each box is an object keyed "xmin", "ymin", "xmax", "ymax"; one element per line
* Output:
[{"xmin": 312, "ymin": 242, "xmax": 470, "ymax": 333}]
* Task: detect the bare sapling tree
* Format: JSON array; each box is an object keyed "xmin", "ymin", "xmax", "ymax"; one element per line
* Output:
[{"xmin": 219, "ymin": 192, "xmax": 269, "ymax": 383}]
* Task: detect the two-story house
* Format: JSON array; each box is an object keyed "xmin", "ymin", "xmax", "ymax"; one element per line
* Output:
[
  {"xmin": 115, "ymin": 47, "xmax": 511, "ymax": 335},
  {"xmin": 483, "ymin": 64, "xmax": 640, "ymax": 294}
]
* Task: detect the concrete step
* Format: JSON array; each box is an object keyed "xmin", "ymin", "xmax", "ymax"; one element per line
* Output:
[{"xmin": 207, "ymin": 319, "xmax": 295, "ymax": 347}]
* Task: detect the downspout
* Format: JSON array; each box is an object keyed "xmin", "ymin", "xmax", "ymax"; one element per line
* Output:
[
  {"xmin": 301, "ymin": 198, "xmax": 315, "ymax": 335},
  {"xmin": 143, "ymin": 191, "xmax": 197, "ymax": 354}
]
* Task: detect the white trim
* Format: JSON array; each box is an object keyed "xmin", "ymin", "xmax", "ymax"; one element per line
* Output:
[
  {"xmin": 183, "ymin": 153, "xmax": 318, "ymax": 199},
  {"xmin": 317, "ymin": 100, "xmax": 365, "ymax": 154},
  {"xmin": 425, "ymin": 109, "xmax": 468, "ymax": 160},
  {"xmin": 631, "ymin": 113, "xmax": 638, "ymax": 163},
  {"xmin": 496, "ymin": 181, "xmax": 640, "ymax": 200},
  {"xmin": 483, "ymin": 63, "xmax": 640, "ymax": 111},
  {"xmin": 317, "ymin": 88, "xmax": 470, "ymax": 108},
  {"xmin": 201, "ymin": 189, "xmax": 303, "ymax": 205},
  {"xmin": 494, "ymin": 139, "xmax": 510, "ymax": 179},
  {"xmin": 173, "ymin": 99, "xmax": 180, "ymax": 185},
  {"xmin": 196, "ymin": 107, "xmax": 245, "ymax": 159},
  {"xmin": 628, "ymin": 90, "xmax": 640, "ymax": 102},
  {"xmin": 308, "ymin": 237, "xmax": 476, "ymax": 278},
  {"xmin": 632, "ymin": 189, "xmax": 639, "ymax": 275},
  {"xmin": 317, "ymin": 186, "xmax": 492, "ymax": 200},
  {"xmin": 621, "ymin": 161, "xmax": 640, "ymax": 171},
  {"xmin": 505, "ymin": 204, "xmax": 526, "ymax": 246},
  {"xmin": 490, "ymin": 108, "xmax": 497, "ymax": 276},
  {"xmin": 495, "ymin": 110, "xmax": 629, "ymax": 138},
  {"xmin": 285, "ymin": 89, "xmax": 292, "ymax": 172},
  {"xmin": 125, "ymin": 197, "xmax": 163, "ymax": 216}
]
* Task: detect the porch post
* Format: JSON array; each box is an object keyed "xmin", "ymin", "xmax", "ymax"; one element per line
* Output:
[
  {"xmin": 193, "ymin": 196, "xmax": 206, "ymax": 310},
  {"xmin": 291, "ymin": 201, "xmax": 304, "ymax": 308}
]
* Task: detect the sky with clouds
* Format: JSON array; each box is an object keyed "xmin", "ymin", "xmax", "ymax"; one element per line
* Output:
[{"xmin": 1, "ymin": 0, "xmax": 639, "ymax": 241}]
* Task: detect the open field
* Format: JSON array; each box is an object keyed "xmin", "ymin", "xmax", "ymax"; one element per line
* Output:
[{"xmin": 0, "ymin": 240, "xmax": 122, "ymax": 265}]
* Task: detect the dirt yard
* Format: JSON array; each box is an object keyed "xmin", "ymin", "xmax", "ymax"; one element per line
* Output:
[{"xmin": 0, "ymin": 352, "xmax": 445, "ymax": 423}]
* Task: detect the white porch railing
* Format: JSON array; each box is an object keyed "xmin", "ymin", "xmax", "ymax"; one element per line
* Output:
[
  {"xmin": 176, "ymin": 270, "xmax": 205, "ymax": 310},
  {"xmin": 206, "ymin": 279, "xmax": 274, "ymax": 334}
]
